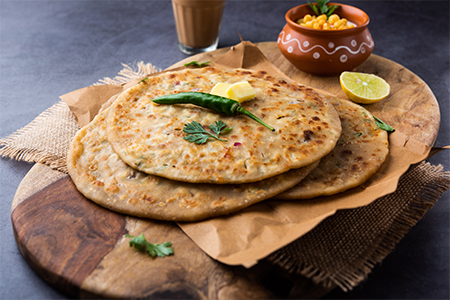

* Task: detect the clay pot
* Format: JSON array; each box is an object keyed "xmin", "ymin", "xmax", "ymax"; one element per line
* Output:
[{"xmin": 277, "ymin": 3, "xmax": 374, "ymax": 76}]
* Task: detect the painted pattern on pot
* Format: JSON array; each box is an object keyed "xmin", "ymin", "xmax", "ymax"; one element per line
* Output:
[{"xmin": 278, "ymin": 30, "xmax": 373, "ymax": 63}]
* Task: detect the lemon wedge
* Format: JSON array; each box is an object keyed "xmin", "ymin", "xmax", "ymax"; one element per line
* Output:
[
  {"xmin": 340, "ymin": 71, "xmax": 390, "ymax": 104},
  {"xmin": 226, "ymin": 81, "xmax": 256, "ymax": 103}
]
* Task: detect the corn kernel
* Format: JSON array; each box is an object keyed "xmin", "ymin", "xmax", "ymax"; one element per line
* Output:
[
  {"xmin": 296, "ymin": 13, "xmax": 356, "ymax": 31},
  {"xmin": 333, "ymin": 19, "xmax": 345, "ymax": 28},
  {"xmin": 328, "ymin": 14, "xmax": 340, "ymax": 24},
  {"xmin": 317, "ymin": 14, "xmax": 327, "ymax": 21}
]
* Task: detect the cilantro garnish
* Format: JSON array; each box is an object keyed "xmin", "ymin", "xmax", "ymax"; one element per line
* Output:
[
  {"xmin": 138, "ymin": 77, "xmax": 148, "ymax": 84},
  {"xmin": 308, "ymin": 0, "xmax": 338, "ymax": 18},
  {"xmin": 184, "ymin": 61, "xmax": 210, "ymax": 67},
  {"xmin": 373, "ymin": 116, "xmax": 395, "ymax": 132},
  {"xmin": 125, "ymin": 233, "xmax": 174, "ymax": 258},
  {"xmin": 183, "ymin": 120, "xmax": 232, "ymax": 144}
]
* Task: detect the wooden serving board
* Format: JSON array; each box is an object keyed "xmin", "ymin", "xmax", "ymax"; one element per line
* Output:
[{"xmin": 11, "ymin": 42, "xmax": 440, "ymax": 299}]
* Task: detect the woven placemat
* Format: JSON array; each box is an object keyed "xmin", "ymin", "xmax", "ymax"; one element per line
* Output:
[{"xmin": 1, "ymin": 62, "xmax": 449, "ymax": 291}]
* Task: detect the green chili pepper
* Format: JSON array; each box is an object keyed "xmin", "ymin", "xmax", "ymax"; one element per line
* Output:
[{"xmin": 152, "ymin": 92, "xmax": 275, "ymax": 131}]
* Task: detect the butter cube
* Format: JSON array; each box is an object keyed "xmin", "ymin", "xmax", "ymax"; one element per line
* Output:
[
  {"xmin": 210, "ymin": 82, "xmax": 231, "ymax": 98},
  {"xmin": 226, "ymin": 81, "xmax": 256, "ymax": 103}
]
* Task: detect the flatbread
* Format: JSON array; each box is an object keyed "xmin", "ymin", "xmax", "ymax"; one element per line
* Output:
[
  {"xmin": 106, "ymin": 67, "xmax": 341, "ymax": 184},
  {"xmin": 67, "ymin": 109, "xmax": 319, "ymax": 221},
  {"xmin": 275, "ymin": 98, "xmax": 389, "ymax": 199}
]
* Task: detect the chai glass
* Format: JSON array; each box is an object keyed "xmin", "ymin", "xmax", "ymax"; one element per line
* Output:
[{"xmin": 172, "ymin": 0, "xmax": 226, "ymax": 55}]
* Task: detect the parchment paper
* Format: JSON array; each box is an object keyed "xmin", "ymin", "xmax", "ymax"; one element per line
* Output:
[{"xmin": 60, "ymin": 41, "xmax": 432, "ymax": 267}]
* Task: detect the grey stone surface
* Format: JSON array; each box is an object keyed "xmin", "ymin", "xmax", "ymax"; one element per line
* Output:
[{"xmin": 1, "ymin": 1, "xmax": 448, "ymax": 299}]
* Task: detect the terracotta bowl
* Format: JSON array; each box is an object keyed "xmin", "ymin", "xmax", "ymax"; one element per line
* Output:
[{"xmin": 277, "ymin": 3, "xmax": 374, "ymax": 76}]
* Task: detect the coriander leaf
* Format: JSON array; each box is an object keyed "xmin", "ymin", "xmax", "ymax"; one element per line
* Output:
[
  {"xmin": 318, "ymin": 0, "xmax": 328, "ymax": 14},
  {"xmin": 125, "ymin": 233, "xmax": 146, "ymax": 252},
  {"xmin": 184, "ymin": 133, "xmax": 210, "ymax": 144},
  {"xmin": 138, "ymin": 77, "xmax": 148, "ymax": 84},
  {"xmin": 184, "ymin": 61, "xmax": 198, "ymax": 66},
  {"xmin": 125, "ymin": 233, "xmax": 174, "ymax": 258},
  {"xmin": 199, "ymin": 61, "xmax": 210, "ymax": 67},
  {"xmin": 309, "ymin": 0, "xmax": 339, "ymax": 18},
  {"xmin": 183, "ymin": 120, "xmax": 206, "ymax": 133},
  {"xmin": 327, "ymin": 4, "xmax": 339, "ymax": 16},
  {"xmin": 209, "ymin": 120, "xmax": 232, "ymax": 136},
  {"xmin": 183, "ymin": 120, "xmax": 232, "ymax": 144},
  {"xmin": 184, "ymin": 61, "xmax": 210, "ymax": 67},
  {"xmin": 308, "ymin": 1, "xmax": 319, "ymax": 15},
  {"xmin": 373, "ymin": 116, "xmax": 395, "ymax": 132},
  {"xmin": 148, "ymin": 241, "xmax": 174, "ymax": 257}
]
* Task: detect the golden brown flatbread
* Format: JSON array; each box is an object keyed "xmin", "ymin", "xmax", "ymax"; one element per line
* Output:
[
  {"xmin": 106, "ymin": 67, "xmax": 341, "ymax": 184},
  {"xmin": 275, "ymin": 98, "xmax": 389, "ymax": 199},
  {"xmin": 67, "ymin": 109, "xmax": 319, "ymax": 221}
]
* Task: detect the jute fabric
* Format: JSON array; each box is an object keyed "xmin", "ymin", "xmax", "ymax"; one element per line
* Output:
[
  {"xmin": 1, "ymin": 62, "xmax": 449, "ymax": 291},
  {"xmin": 267, "ymin": 162, "xmax": 449, "ymax": 290},
  {"xmin": 0, "ymin": 101, "xmax": 78, "ymax": 173}
]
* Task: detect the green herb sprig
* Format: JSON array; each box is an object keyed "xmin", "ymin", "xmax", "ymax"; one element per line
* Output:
[
  {"xmin": 184, "ymin": 61, "xmax": 210, "ymax": 67},
  {"xmin": 138, "ymin": 77, "xmax": 148, "ymax": 84},
  {"xmin": 308, "ymin": 0, "xmax": 338, "ymax": 18},
  {"xmin": 125, "ymin": 233, "xmax": 174, "ymax": 258},
  {"xmin": 373, "ymin": 116, "xmax": 395, "ymax": 132},
  {"xmin": 183, "ymin": 120, "xmax": 232, "ymax": 144}
]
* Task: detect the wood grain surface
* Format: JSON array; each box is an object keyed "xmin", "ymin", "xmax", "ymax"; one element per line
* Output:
[{"xmin": 11, "ymin": 42, "xmax": 440, "ymax": 299}]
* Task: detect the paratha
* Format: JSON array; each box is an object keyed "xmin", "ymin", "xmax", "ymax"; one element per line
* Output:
[
  {"xmin": 67, "ymin": 109, "xmax": 319, "ymax": 221},
  {"xmin": 106, "ymin": 67, "xmax": 341, "ymax": 184},
  {"xmin": 275, "ymin": 98, "xmax": 389, "ymax": 199}
]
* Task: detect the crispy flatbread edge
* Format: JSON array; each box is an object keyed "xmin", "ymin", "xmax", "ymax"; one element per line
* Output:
[
  {"xmin": 104, "ymin": 67, "xmax": 342, "ymax": 184},
  {"xmin": 66, "ymin": 112, "xmax": 321, "ymax": 222},
  {"xmin": 275, "ymin": 99, "xmax": 389, "ymax": 200}
]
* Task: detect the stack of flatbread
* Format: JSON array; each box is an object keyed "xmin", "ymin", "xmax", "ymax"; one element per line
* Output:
[{"xmin": 67, "ymin": 67, "xmax": 389, "ymax": 221}]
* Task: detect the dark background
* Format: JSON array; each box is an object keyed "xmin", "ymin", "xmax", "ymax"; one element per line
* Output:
[{"xmin": 1, "ymin": 1, "xmax": 448, "ymax": 299}]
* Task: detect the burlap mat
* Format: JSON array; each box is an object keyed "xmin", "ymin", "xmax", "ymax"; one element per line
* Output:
[{"xmin": 1, "ymin": 62, "xmax": 449, "ymax": 292}]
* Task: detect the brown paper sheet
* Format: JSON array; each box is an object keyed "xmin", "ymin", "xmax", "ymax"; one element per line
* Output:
[
  {"xmin": 60, "ymin": 85, "xmax": 123, "ymax": 127},
  {"xmin": 179, "ymin": 130, "xmax": 430, "ymax": 267},
  {"xmin": 61, "ymin": 41, "xmax": 432, "ymax": 267}
]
